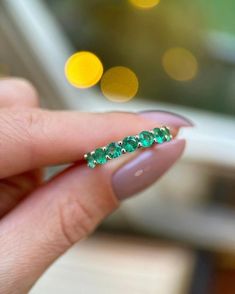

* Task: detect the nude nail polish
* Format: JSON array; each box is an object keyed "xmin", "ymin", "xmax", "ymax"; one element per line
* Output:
[
  {"xmin": 112, "ymin": 139, "xmax": 186, "ymax": 200},
  {"xmin": 139, "ymin": 110, "xmax": 194, "ymax": 128}
]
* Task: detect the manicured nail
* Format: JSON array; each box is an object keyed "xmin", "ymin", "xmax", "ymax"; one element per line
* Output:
[
  {"xmin": 112, "ymin": 139, "xmax": 185, "ymax": 200},
  {"xmin": 139, "ymin": 110, "xmax": 194, "ymax": 128}
]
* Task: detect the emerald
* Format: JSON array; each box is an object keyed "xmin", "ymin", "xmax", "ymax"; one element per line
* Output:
[
  {"xmin": 106, "ymin": 142, "xmax": 122, "ymax": 159},
  {"xmin": 94, "ymin": 148, "xmax": 107, "ymax": 164},
  {"xmin": 86, "ymin": 153, "xmax": 96, "ymax": 168},
  {"xmin": 85, "ymin": 125, "xmax": 172, "ymax": 168},
  {"xmin": 161, "ymin": 127, "xmax": 171, "ymax": 142},
  {"xmin": 122, "ymin": 136, "xmax": 138, "ymax": 152},
  {"xmin": 139, "ymin": 131, "xmax": 154, "ymax": 148},
  {"xmin": 153, "ymin": 128, "xmax": 165, "ymax": 144}
]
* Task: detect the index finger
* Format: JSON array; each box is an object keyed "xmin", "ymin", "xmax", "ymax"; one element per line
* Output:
[{"xmin": 0, "ymin": 108, "xmax": 191, "ymax": 178}]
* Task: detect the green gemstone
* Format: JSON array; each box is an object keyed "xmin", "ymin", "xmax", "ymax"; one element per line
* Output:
[
  {"xmin": 106, "ymin": 142, "xmax": 122, "ymax": 159},
  {"xmin": 94, "ymin": 148, "xmax": 107, "ymax": 164},
  {"xmin": 86, "ymin": 153, "xmax": 96, "ymax": 168},
  {"xmin": 139, "ymin": 131, "xmax": 154, "ymax": 148},
  {"xmin": 122, "ymin": 136, "xmax": 138, "ymax": 152},
  {"xmin": 162, "ymin": 127, "xmax": 172, "ymax": 142},
  {"xmin": 153, "ymin": 128, "xmax": 165, "ymax": 144}
]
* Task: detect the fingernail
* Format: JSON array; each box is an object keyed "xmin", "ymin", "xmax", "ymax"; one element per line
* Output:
[
  {"xmin": 139, "ymin": 110, "xmax": 194, "ymax": 127},
  {"xmin": 112, "ymin": 139, "xmax": 185, "ymax": 200}
]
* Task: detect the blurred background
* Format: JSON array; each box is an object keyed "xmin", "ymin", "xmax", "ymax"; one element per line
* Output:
[{"xmin": 0, "ymin": 0, "xmax": 235, "ymax": 293}]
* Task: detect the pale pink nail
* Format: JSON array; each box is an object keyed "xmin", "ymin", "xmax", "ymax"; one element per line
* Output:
[
  {"xmin": 112, "ymin": 139, "xmax": 186, "ymax": 200},
  {"xmin": 139, "ymin": 110, "xmax": 194, "ymax": 128}
]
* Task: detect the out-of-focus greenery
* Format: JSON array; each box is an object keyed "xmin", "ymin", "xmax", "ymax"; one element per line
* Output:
[
  {"xmin": 199, "ymin": 0, "xmax": 235, "ymax": 34},
  {"xmin": 45, "ymin": 0, "xmax": 235, "ymax": 116}
]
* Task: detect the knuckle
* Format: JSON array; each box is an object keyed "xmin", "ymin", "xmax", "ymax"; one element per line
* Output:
[
  {"xmin": 10, "ymin": 109, "xmax": 45, "ymax": 141},
  {"xmin": 0, "ymin": 108, "xmax": 46, "ymax": 160},
  {"xmin": 57, "ymin": 193, "xmax": 97, "ymax": 246},
  {"xmin": 21, "ymin": 109, "xmax": 43, "ymax": 132},
  {"xmin": 56, "ymin": 184, "xmax": 118, "ymax": 246},
  {"xmin": 0, "ymin": 108, "xmax": 42, "ymax": 135}
]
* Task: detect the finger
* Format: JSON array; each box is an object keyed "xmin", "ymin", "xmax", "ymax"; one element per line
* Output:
[
  {"xmin": 0, "ymin": 109, "xmax": 188, "ymax": 217},
  {"xmin": 0, "ymin": 139, "xmax": 185, "ymax": 293},
  {"xmin": 0, "ymin": 78, "xmax": 41, "ymax": 216},
  {"xmin": 0, "ymin": 109, "xmax": 191, "ymax": 178},
  {"xmin": 0, "ymin": 78, "xmax": 39, "ymax": 108},
  {"xmin": 0, "ymin": 170, "xmax": 42, "ymax": 218}
]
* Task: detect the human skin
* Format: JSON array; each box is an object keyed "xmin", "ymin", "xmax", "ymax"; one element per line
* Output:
[{"xmin": 0, "ymin": 78, "xmax": 193, "ymax": 294}]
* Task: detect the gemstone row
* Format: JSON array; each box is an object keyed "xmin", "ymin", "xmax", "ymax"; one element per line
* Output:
[{"xmin": 85, "ymin": 126, "xmax": 172, "ymax": 168}]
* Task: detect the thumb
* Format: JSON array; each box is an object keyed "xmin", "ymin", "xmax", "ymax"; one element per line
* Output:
[{"xmin": 0, "ymin": 138, "xmax": 185, "ymax": 294}]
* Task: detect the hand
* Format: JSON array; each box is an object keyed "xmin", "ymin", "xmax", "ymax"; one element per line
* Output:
[{"xmin": 0, "ymin": 78, "xmax": 192, "ymax": 294}]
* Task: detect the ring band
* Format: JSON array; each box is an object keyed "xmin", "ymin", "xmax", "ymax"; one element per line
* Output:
[{"xmin": 84, "ymin": 126, "xmax": 172, "ymax": 168}]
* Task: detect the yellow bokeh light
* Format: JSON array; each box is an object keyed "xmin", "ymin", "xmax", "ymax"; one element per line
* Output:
[
  {"xmin": 162, "ymin": 47, "xmax": 198, "ymax": 81},
  {"xmin": 101, "ymin": 66, "xmax": 139, "ymax": 103},
  {"xmin": 65, "ymin": 51, "xmax": 103, "ymax": 88},
  {"xmin": 129, "ymin": 0, "xmax": 160, "ymax": 9}
]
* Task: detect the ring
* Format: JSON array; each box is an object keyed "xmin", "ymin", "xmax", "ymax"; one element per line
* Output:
[{"xmin": 84, "ymin": 126, "xmax": 172, "ymax": 168}]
